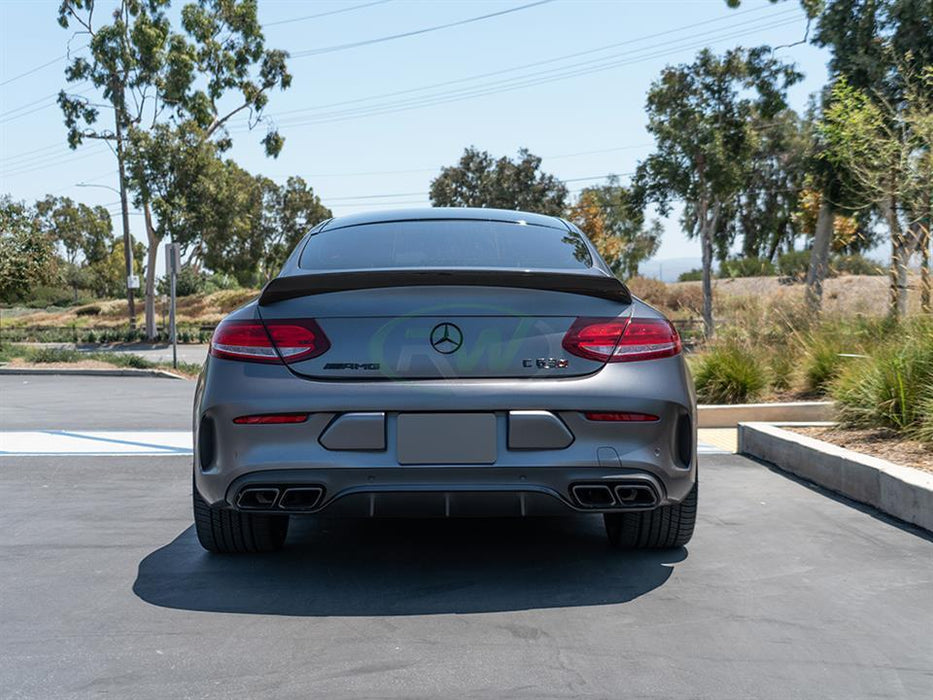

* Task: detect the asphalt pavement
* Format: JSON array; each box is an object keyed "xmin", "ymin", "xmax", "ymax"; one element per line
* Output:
[{"xmin": 0, "ymin": 375, "xmax": 931, "ymax": 699}]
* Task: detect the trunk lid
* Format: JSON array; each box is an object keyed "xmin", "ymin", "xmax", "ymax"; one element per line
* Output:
[{"xmin": 258, "ymin": 282, "xmax": 631, "ymax": 380}]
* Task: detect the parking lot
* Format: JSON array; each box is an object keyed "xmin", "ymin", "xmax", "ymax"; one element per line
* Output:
[{"xmin": 1, "ymin": 375, "xmax": 931, "ymax": 699}]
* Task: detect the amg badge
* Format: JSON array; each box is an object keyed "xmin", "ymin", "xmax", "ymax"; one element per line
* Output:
[{"xmin": 322, "ymin": 362, "xmax": 381, "ymax": 370}]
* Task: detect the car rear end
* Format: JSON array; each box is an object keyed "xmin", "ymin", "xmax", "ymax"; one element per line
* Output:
[{"xmin": 192, "ymin": 209, "xmax": 697, "ymax": 553}]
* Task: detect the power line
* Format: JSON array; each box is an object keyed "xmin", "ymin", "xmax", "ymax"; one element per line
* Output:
[
  {"xmin": 258, "ymin": 13, "xmax": 804, "ymax": 129},
  {"xmin": 275, "ymin": 2, "xmax": 776, "ymax": 120},
  {"xmin": 0, "ymin": 54, "xmax": 70, "ymax": 88},
  {"xmin": 290, "ymin": 0, "xmax": 555, "ymax": 58},
  {"xmin": 264, "ymin": 0, "xmax": 393, "ymax": 27}
]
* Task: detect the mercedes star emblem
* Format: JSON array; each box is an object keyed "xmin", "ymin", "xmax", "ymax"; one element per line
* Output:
[{"xmin": 430, "ymin": 322, "xmax": 463, "ymax": 354}]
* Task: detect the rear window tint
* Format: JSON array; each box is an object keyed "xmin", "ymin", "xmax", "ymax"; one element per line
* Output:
[{"xmin": 298, "ymin": 219, "xmax": 592, "ymax": 271}]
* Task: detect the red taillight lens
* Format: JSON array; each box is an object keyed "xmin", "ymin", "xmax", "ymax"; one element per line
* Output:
[
  {"xmin": 233, "ymin": 413, "xmax": 309, "ymax": 424},
  {"xmin": 562, "ymin": 317, "xmax": 681, "ymax": 363},
  {"xmin": 584, "ymin": 412, "xmax": 660, "ymax": 422},
  {"xmin": 561, "ymin": 317, "xmax": 629, "ymax": 362},
  {"xmin": 210, "ymin": 319, "xmax": 330, "ymax": 364}
]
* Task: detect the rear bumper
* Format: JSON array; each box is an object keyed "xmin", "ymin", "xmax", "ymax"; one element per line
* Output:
[
  {"xmin": 193, "ymin": 354, "xmax": 697, "ymax": 514},
  {"xmin": 222, "ymin": 466, "xmax": 668, "ymax": 517}
]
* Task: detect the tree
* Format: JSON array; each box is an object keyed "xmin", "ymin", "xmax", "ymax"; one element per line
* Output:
[
  {"xmin": 727, "ymin": 0, "xmax": 933, "ymax": 313},
  {"xmin": 0, "ymin": 197, "xmax": 58, "ymax": 303},
  {"xmin": 821, "ymin": 69, "xmax": 933, "ymax": 315},
  {"xmin": 34, "ymin": 196, "xmax": 112, "ymax": 301},
  {"xmin": 430, "ymin": 147, "xmax": 568, "ymax": 215},
  {"xmin": 635, "ymin": 47, "xmax": 802, "ymax": 337},
  {"xmin": 257, "ymin": 176, "xmax": 332, "ymax": 280},
  {"xmin": 58, "ymin": 0, "xmax": 291, "ymax": 337},
  {"xmin": 566, "ymin": 179, "xmax": 661, "ymax": 279},
  {"xmin": 715, "ymin": 109, "xmax": 810, "ymax": 262},
  {"xmin": 88, "ymin": 238, "xmax": 146, "ymax": 299}
]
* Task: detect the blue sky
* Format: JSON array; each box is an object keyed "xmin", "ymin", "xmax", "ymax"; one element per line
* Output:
[{"xmin": 0, "ymin": 0, "xmax": 830, "ymax": 279}]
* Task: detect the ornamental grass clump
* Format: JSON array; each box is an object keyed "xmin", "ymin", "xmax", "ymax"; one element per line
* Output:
[
  {"xmin": 832, "ymin": 320, "xmax": 933, "ymax": 438},
  {"xmin": 692, "ymin": 341, "xmax": 768, "ymax": 404}
]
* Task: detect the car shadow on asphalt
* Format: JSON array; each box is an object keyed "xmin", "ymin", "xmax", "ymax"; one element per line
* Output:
[{"xmin": 133, "ymin": 516, "xmax": 686, "ymax": 616}]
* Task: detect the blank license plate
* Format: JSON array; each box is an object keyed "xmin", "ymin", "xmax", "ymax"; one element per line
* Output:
[{"xmin": 397, "ymin": 413, "xmax": 497, "ymax": 465}]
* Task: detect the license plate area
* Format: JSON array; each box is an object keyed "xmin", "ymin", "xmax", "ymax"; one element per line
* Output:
[{"xmin": 397, "ymin": 413, "xmax": 497, "ymax": 465}]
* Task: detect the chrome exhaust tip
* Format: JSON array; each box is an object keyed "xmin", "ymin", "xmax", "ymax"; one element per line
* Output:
[
  {"xmin": 571, "ymin": 484, "xmax": 616, "ymax": 508},
  {"xmin": 613, "ymin": 484, "xmax": 658, "ymax": 508},
  {"xmin": 237, "ymin": 487, "xmax": 280, "ymax": 510},
  {"xmin": 278, "ymin": 486, "xmax": 324, "ymax": 511}
]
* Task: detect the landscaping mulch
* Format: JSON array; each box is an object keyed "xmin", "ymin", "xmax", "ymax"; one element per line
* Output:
[{"xmin": 790, "ymin": 426, "xmax": 933, "ymax": 474}]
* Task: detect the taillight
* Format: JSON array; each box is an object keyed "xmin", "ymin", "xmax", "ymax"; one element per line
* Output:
[
  {"xmin": 210, "ymin": 319, "xmax": 330, "ymax": 364},
  {"xmin": 233, "ymin": 413, "xmax": 309, "ymax": 424},
  {"xmin": 584, "ymin": 412, "xmax": 660, "ymax": 422},
  {"xmin": 562, "ymin": 317, "xmax": 681, "ymax": 363}
]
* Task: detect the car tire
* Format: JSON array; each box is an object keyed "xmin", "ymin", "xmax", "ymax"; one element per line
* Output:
[
  {"xmin": 193, "ymin": 484, "xmax": 289, "ymax": 553},
  {"xmin": 604, "ymin": 481, "xmax": 697, "ymax": 549}
]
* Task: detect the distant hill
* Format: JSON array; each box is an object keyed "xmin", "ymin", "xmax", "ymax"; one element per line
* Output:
[{"xmin": 637, "ymin": 257, "xmax": 703, "ymax": 283}]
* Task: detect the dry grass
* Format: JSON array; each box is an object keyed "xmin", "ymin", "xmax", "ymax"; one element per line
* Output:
[
  {"xmin": 2, "ymin": 289, "xmax": 258, "ymax": 329},
  {"xmin": 669, "ymin": 273, "xmax": 927, "ymax": 317}
]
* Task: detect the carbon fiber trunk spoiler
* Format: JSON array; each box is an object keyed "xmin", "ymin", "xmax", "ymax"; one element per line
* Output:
[{"xmin": 258, "ymin": 269, "xmax": 632, "ymax": 306}]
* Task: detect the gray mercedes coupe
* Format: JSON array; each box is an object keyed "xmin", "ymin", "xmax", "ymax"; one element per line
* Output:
[{"xmin": 192, "ymin": 208, "xmax": 697, "ymax": 553}]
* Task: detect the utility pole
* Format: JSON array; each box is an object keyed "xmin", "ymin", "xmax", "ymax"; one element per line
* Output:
[{"xmin": 112, "ymin": 91, "xmax": 137, "ymax": 330}]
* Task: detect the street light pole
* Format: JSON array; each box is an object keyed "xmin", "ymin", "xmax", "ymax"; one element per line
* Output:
[{"xmin": 76, "ymin": 180, "xmax": 137, "ymax": 329}]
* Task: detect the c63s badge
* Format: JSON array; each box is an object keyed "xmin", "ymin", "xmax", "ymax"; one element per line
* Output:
[{"xmin": 523, "ymin": 358, "xmax": 569, "ymax": 369}]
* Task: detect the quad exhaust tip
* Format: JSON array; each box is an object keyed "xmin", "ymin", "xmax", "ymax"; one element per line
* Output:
[
  {"xmin": 571, "ymin": 482, "xmax": 659, "ymax": 509},
  {"xmin": 237, "ymin": 487, "xmax": 280, "ymax": 510},
  {"xmin": 278, "ymin": 486, "xmax": 324, "ymax": 511},
  {"xmin": 236, "ymin": 485, "xmax": 325, "ymax": 511}
]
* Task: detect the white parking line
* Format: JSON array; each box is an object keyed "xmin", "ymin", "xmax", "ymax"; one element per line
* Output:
[
  {"xmin": 0, "ymin": 431, "xmax": 192, "ymax": 456},
  {"xmin": 0, "ymin": 430, "xmax": 729, "ymax": 457}
]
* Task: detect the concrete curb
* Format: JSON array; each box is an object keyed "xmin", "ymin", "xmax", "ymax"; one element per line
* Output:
[
  {"xmin": 738, "ymin": 422, "xmax": 933, "ymax": 532},
  {"xmin": 697, "ymin": 401, "xmax": 834, "ymax": 428},
  {"xmin": 0, "ymin": 366, "xmax": 188, "ymax": 380}
]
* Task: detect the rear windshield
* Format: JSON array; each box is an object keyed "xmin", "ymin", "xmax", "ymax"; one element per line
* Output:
[{"xmin": 298, "ymin": 219, "xmax": 592, "ymax": 271}]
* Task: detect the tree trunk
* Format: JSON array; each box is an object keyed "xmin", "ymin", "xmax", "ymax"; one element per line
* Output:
[
  {"xmin": 143, "ymin": 202, "xmax": 160, "ymax": 340},
  {"xmin": 884, "ymin": 196, "xmax": 909, "ymax": 318},
  {"xmin": 805, "ymin": 197, "xmax": 834, "ymax": 313},
  {"xmin": 700, "ymin": 201, "xmax": 720, "ymax": 340}
]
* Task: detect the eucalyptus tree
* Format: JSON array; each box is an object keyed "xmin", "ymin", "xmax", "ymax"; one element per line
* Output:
[
  {"xmin": 0, "ymin": 197, "xmax": 58, "ymax": 304},
  {"xmin": 635, "ymin": 47, "xmax": 802, "ymax": 337},
  {"xmin": 821, "ymin": 69, "xmax": 933, "ymax": 315},
  {"xmin": 430, "ymin": 148, "xmax": 568, "ymax": 216},
  {"xmin": 57, "ymin": 0, "xmax": 291, "ymax": 337},
  {"xmin": 35, "ymin": 195, "xmax": 112, "ymax": 301},
  {"xmin": 727, "ymin": 0, "xmax": 933, "ymax": 313}
]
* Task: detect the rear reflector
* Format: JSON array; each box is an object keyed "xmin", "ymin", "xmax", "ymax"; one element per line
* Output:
[
  {"xmin": 233, "ymin": 413, "xmax": 309, "ymax": 425},
  {"xmin": 211, "ymin": 318, "xmax": 330, "ymax": 364},
  {"xmin": 584, "ymin": 412, "xmax": 660, "ymax": 422},
  {"xmin": 562, "ymin": 317, "xmax": 681, "ymax": 363}
]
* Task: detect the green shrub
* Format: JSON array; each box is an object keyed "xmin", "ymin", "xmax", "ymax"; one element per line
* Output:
[
  {"xmin": 718, "ymin": 257, "xmax": 776, "ymax": 279},
  {"xmin": 912, "ymin": 384, "xmax": 933, "ymax": 445},
  {"xmin": 693, "ymin": 342, "xmax": 768, "ymax": 404},
  {"xmin": 769, "ymin": 351, "xmax": 796, "ymax": 392},
  {"xmin": 833, "ymin": 323, "xmax": 933, "ymax": 432},
  {"xmin": 75, "ymin": 304, "xmax": 102, "ymax": 316},
  {"xmin": 803, "ymin": 337, "xmax": 846, "ymax": 395},
  {"xmin": 777, "ymin": 250, "xmax": 810, "ymax": 280},
  {"xmin": 677, "ymin": 268, "xmax": 703, "ymax": 282},
  {"xmin": 27, "ymin": 347, "xmax": 80, "ymax": 363},
  {"xmin": 106, "ymin": 353, "xmax": 153, "ymax": 369}
]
